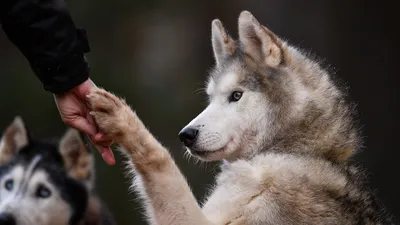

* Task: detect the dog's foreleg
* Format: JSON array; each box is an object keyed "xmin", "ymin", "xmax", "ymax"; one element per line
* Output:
[
  {"xmin": 122, "ymin": 124, "xmax": 211, "ymax": 225},
  {"xmin": 88, "ymin": 89, "xmax": 213, "ymax": 225}
]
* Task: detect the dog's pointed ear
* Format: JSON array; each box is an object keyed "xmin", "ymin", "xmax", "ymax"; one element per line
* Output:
[
  {"xmin": 59, "ymin": 128, "xmax": 94, "ymax": 190},
  {"xmin": 238, "ymin": 11, "xmax": 283, "ymax": 67},
  {"xmin": 0, "ymin": 116, "xmax": 29, "ymax": 165},
  {"xmin": 212, "ymin": 19, "xmax": 236, "ymax": 66}
]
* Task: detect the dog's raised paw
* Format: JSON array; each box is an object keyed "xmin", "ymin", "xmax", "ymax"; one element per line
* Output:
[
  {"xmin": 87, "ymin": 88, "xmax": 131, "ymax": 139},
  {"xmin": 87, "ymin": 89, "xmax": 123, "ymax": 114}
]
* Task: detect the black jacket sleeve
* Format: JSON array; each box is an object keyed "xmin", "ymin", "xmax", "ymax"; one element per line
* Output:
[{"xmin": 0, "ymin": 0, "xmax": 91, "ymax": 94}]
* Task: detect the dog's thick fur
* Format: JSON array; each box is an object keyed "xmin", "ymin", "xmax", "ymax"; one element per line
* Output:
[
  {"xmin": 0, "ymin": 117, "xmax": 115, "ymax": 225},
  {"xmin": 87, "ymin": 11, "xmax": 395, "ymax": 225}
]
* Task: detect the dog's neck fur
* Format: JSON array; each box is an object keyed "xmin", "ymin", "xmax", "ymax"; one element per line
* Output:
[{"xmin": 257, "ymin": 46, "xmax": 361, "ymax": 163}]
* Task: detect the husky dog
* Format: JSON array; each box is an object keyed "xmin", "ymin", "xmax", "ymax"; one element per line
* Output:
[
  {"xmin": 87, "ymin": 10, "xmax": 395, "ymax": 225},
  {"xmin": 0, "ymin": 117, "xmax": 115, "ymax": 225}
]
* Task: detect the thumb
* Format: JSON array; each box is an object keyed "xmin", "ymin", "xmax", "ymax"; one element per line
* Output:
[
  {"xmin": 87, "ymin": 136, "xmax": 116, "ymax": 166},
  {"xmin": 72, "ymin": 118, "xmax": 116, "ymax": 166}
]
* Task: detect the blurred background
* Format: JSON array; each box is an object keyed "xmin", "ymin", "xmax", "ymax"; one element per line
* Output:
[{"xmin": 0, "ymin": 0, "xmax": 398, "ymax": 223}]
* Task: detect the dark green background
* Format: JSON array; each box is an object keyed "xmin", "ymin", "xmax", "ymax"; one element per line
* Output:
[{"xmin": 1, "ymin": 0, "xmax": 398, "ymax": 223}]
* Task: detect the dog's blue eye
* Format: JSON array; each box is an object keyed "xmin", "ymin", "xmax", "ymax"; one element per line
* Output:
[
  {"xmin": 4, "ymin": 179, "xmax": 14, "ymax": 191},
  {"xmin": 36, "ymin": 185, "xmax": 51, "ymax": 198},
  {"xmin": 229, "ymin": 91, "xmax": 243, "ymax": 102}
]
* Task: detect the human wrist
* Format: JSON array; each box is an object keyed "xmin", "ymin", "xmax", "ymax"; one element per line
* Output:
[{"xmin": 54, "ymin": 78, "xmax": 95, "ymax": 99}]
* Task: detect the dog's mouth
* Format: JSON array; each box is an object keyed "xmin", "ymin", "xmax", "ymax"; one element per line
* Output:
[
  {"xmin": 187, "ymin": 138, "xmax": 233, "ymax": 161},
  {"xmin": 188, "ymin": 138, "xmax": 233, "ymax": 160},
  {"xmin": 191, "ymin": 147, "xmax": 225, "ymax": 157}
]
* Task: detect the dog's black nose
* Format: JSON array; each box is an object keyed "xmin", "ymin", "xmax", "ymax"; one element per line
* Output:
[
  {"xmin": 0, "ymin": 213, "xmax": 16, "ymax": 225},
  {"xmin": 178, "ymin": 127, "xmax": 199, "ymax": 147}
]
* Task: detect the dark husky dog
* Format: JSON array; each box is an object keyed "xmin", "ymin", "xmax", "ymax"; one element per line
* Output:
[{"xmin": 0, "ymin": 116, "xmax": 115, "ymax": 225}]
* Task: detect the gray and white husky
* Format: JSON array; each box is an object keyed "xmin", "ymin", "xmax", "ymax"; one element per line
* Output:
[
  {"xmin": 0, "ymin": 117, "xmax": 115, "ymax": 225},
  {"xmin": 86, "ymin": 11, "xmax": 395, "ymax": 225}
]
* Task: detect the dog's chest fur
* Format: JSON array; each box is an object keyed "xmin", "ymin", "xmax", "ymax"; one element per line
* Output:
[
  {"xmin": 201, "ymin": 153, "xmax": 354, "ymax": 225},
  {"xmin": 201, "ymin": 159, "xmax": 275, "ymax": 225}
]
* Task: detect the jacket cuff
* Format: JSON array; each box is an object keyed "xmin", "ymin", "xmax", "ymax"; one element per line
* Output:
[
  {"xmin": 32, "ymin": 28, "xmax": 91, "ymax": 94},
  {"xmin": 33, "ymin": 54, "xmax": 91, "ymax": 94}
]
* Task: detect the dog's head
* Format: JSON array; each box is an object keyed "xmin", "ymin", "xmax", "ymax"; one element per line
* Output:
[
  {"xmin": 179, "ymin": 11, "xmax": 358, "ymax": 162},
  {"xmin": 0, "ymin": 117, "xmax": 95, "ymax": 225}
]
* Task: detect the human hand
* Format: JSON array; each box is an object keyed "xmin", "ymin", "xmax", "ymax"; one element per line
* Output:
[{"xmin": 54, "ymin": 78, "xmax": 115, "ymax": 165}]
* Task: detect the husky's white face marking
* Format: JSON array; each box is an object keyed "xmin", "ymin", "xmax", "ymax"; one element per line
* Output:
[
  {"xmin": 0, "ymin": 157, "xmax": 71, "ymax": 225},
  {"xmin": 181, "ymin": 71, "xmax": 273, "ymax": 161},
  {"xmin": 0, "ymin": 141, "xmax": 5, "ymax": 155}
]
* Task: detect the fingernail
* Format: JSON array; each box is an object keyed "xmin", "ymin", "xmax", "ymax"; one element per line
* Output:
[
  {"xmin": 101, "ymin": 150, "xmax": 116, "ymax": 166},
  {"xmin": 95, "ymin": 133, "xmax": 104, "ymax": 140}
]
